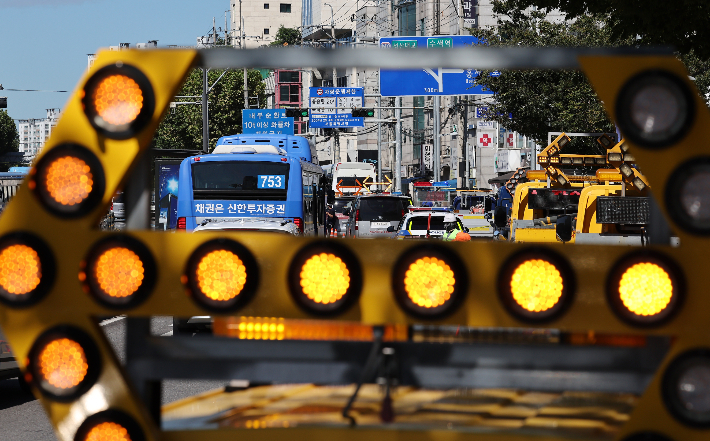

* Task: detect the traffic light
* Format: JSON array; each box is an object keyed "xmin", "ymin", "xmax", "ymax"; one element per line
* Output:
[
  {"xmin": 285, "ymin": 108, "xmax": 308, "ymax": 118},
  {"xmin": 351, "ymin": 108, "xmax": 375, "ymax": 117}
]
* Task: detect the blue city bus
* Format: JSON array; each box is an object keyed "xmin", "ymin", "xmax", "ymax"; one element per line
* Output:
[{"xmin": 176, "ymin": 139, "xmax": 324, "ymax": 234}]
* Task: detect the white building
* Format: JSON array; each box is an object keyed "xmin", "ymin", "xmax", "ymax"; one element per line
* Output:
[
  {"xmin": 231, "ymin": 0, "xmax": 302, "ymax": 48},
  {"xmin": 18, "ymin": 109, "xmax": 60, "ymax": 159}
]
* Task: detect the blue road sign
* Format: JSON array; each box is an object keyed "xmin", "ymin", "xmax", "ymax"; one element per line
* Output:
[
  {"xmin": 309, "ymin": 87, "xmax": 364, "ymax": 128},
  {"xmin": 379, "ymin": 36, "xmax": 495, "ymax": 97},
  {"xmin": 242, "ymin": 109, "xmax": 294, "ymax": 135}
]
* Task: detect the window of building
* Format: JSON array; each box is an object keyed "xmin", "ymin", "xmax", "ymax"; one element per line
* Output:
[
  {"xmin": 336, "ymin": 76, "xmax": 349, "ymax": 87},
  {"xmin": 280, "ymin": 3, "xmax": 291, "ymax": 13},
  {"xmin": 279, "ymin": 84, "xmax": 300, "ymax": 103},
  {"xmin": 278, "ymin": 71, "xmax": 300, "ymax": 83},
  {"xmin": 413, "ymin": 96, "xmax": 425, "ymax": 161},
  {"xmin": 420, "ymin": 18, "xmax": 425, "ymax": 36},
  {"xmin": 398, "ymin": 1, "xmax": 416, "ymax": 36},
  {"xmin": 264, "ymin": 3, "xmax": 269, "ymax": 8},
  {"xmin": 264, "ymin": 28, "xmax": 270, "ymax": 35}
]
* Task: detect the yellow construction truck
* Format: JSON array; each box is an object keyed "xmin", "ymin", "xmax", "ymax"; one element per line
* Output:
[{"xmin": 498, "ymin": 134, "xmax": 651, "ymax": 244}]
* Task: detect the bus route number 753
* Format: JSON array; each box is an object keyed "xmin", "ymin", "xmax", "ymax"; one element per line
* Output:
[{"xmin": 258, "ymin": 175, "xmax": 286, "ymax": 189}]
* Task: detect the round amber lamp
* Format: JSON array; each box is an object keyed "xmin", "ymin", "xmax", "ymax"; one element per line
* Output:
[
  {"xmin": 94, "ymin": 247, "xmax": 144, "ymax": 298},
  {"xmin": 299, "ymin": 253, "xmax": 350, "ymax": 304},
  {"xmin": 84, "ymin": 421, "xmax": 132, "ymax": 441},
  {"xmin": 44, "ymin": 156, "xmax": 93, "ymax": 206},
  {"xmin": 618, "ymin": 262, "xmax": 673, "ymax": 316},
  {"xmin": 38, "ymin": 338, "xmax": 89, "ymax": 390},
  {"xmin": 91, "ymin": 74, "xmax": 144, "ymax": 126},
  {"xmin": 0, "ymin": 244, "xmax": 41, "ymax": 295},
  {"xmin": 404, "ymin": 257, "xmax": 455, "ymax": 309},
  {"xmin": 510, "ymin": 259, "xmax": 564, "ymax": 312},
  {"xmin": 196, "ymin": 250, "xmax": 247, "ymax": 301}
]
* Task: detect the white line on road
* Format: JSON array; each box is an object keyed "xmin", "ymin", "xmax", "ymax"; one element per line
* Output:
[{"xmin": 99, "ymin": 316, "xmax": 126, "ymax": 326}]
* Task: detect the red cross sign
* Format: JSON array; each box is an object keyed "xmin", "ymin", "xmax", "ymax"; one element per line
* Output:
[{"xmin": 478, "ymin": 133, "xmax": 493, "ymax": 147}]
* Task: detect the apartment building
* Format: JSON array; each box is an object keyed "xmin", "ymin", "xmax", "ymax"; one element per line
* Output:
[
  {"xmin": 17, "ymin": 108, "xmax": 60, "ymax": 159},
  {"xmin": 231, "ymin": 0, "xmax": 302, "ymax": 48}
]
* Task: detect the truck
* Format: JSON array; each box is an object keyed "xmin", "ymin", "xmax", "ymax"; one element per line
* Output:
[{"xmin": 332, "ymin": 162, "xmax": 376, "ymax": 196}]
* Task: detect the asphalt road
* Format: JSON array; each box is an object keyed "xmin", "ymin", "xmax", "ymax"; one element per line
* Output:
[{"xmin": 0, "ymin": 316, "xmax": 223, "ymax": 441}]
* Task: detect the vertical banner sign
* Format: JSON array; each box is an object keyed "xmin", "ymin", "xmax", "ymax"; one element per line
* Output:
[
  {"xmin": 506, "ymin": 133, "xmax": 516, "ymax": 148},
  {"xmin": 462, "ymin": 0, "xmax": 478, "ymax": 27},
  {"xmin": 242, "ymin": 109, "xmax": 295, "ymax": 135},
  {"xmin": 154, "ymin": 159, "xmax": 181, "ymax": 230},
  {"xmin": 309, "ymin": 87, "xmax": 364, "ymax": 128},
  {"xmin": 423, "ymin": 144, "xmax": 433, "ymax": 170}
]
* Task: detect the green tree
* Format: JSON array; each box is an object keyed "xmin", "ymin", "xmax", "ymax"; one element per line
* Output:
[
  {"xmin": 153, "ymin": 69, "xmax": 266, "ymax": 151},
  {"xmin": 502, "ymin": 0, "xmax": 710, "ymax": 59},
  {"xmin": 270, "ymin": 26, "xmax": 302, "ymax": 46},
  {"xmin": 0, "ymin": 110, "xmax": 19, "ymax": 155},
  {"xmin": 470, "ymin": 6, "xmax": 633, "ymax": 151}
]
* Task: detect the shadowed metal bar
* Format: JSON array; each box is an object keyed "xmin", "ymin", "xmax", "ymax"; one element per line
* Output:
[{"xmin": 196, "ymin": 46, "xmax": 674, "ymax": 70}]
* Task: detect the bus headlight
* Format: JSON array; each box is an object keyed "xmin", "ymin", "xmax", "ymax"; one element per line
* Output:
[
  {"xmin": 615, "ymin": 69, "xmax": 695, "ymax": 149},
  {"xmin": 30, "ymin": 144, "xmax": 106, "ymax": 218},
  {"xmin": 665, "ymin": 158, "xmax": 710, "ymax": 235},
  {"xmin": 82, "ymin": 63, "xmax": 155, "ymax": 139},
  {"xmin": 0, "ymin": 233, "xmax": 55, "ymax": 307},
  {"xmin": 184, "ymin": 239, "xmax": 259, "ymax": 312},
  {"xmin": 498, "ymin": 249, "xmax": 574, "ymax": 322},
  {"xmin": 663, "ymin": 349, "xmax": 710, "ymax": 427},
  {"xmin": 75, "ymin": 409, "xmax": 146, "ymax": 441},
  {"xmin": 392, "ymin": 246, "xmax": 467, "ymax": 319},
  {"xmin": 288, "ymin": 242, "xmax": 362, "ymax": 316},
  {"xmin": 28, "ymin": 326, "xmax": 101, "ymax": 402},
  {"xmin": 81, "ymin": 235, "xmax": 156, "ymax": 309},
  {"xmin": 607, "ymin": 252, "xmax": 683, "ymax": 327}
]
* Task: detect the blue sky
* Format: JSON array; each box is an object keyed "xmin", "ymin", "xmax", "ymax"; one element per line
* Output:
[{"xmin": 0, "ymin": 0, "xmax": 230, "ymax": 122}]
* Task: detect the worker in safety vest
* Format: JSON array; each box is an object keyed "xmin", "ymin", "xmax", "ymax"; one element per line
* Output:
[{"xmin": 442, "ymin": 221, "xmax": 471, "ymax": 242}]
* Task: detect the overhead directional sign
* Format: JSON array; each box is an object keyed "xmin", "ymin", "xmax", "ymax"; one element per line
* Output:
[
  {"xmin": 242, "ymin": 109, "xmax": 294, "ymax": 135},
  {"xmin": 379, "ymin": 36, "xmax": 495, "ymax": 97},
  {"xmin": 309, "ymin": 87, "xmax": 364, "ymax": 128}
]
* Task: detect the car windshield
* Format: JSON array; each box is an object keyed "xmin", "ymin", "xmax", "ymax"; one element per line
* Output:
[
  {"xmin": 407, "ymin": 215, "xmax": 447, "ymax": 230},
  {"xmin": 358, "ymin": 197, "xmax": 408, "ymax": 222}
]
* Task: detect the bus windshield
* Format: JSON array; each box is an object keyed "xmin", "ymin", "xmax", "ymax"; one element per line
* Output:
[{"xmin": 192, "ymin": 161, "xmax": 290, "ymax": 192}]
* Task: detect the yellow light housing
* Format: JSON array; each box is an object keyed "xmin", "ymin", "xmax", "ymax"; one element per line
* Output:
[
  {"xmin": 75, "ymin": 410, "xmax": 145, "ymax": 441},
  {"xmin": 526, "ymin": 170, "xmax": 547, "ymax": 181},
  {"xmin": 288, "ymin": 242, "xmax": 362, "ymax": 315},
  {"xmin": 0, "ymin": 233, "xmax": 55, "ymax": 307},
  {"xmin": 620, "ymin": 163, "xmax": 634, "ymax": 178},
  {"xmin": 498, "ymin": 249, "xmax": 574, "ymax": 322},
  {"xmin": 607, "ymin": 252, "xmax": 683, "ymax": 327},
  {"xmin": 560, "ymin": 157, "xmax": 572, "ymax": 165},
  {"xmin": 607, "ymin": 152, "xmax": 623, "ymax": 162},
  {"xmin": 30, "ymin": 144, "xmax": 105, "ymax": 218},
  {"xmin": 393, "ymin": 246, "xmax": 467, "ymax": 319},
  {"xmin": 82, "ymin": 63, "xmax": 155, "ymax": 139},
  {"xmin": 632, "ymin": 177, "xmax": 647, "ymax": 191},
  {"xmin": 28, "ymin": 326, "xmax": 101, "ymax": 401},
  {"xmin": 81, "ymin": 236, "xmax": 156, "ymax": 309},
  {"xmin": 557, "ymin": 136, "xmax": 570, "ymax": 148},
  {"xmin": 556, "ymin": 175, "xmax": 568, "ymax": 186},
  {"xmin": 185, "ymin": 239, "xmax": 259, "ymax": 312},
  {"xmin": 665, "ymin": 158, "xmax": 710, "ymax": 235},
  {"xmin": 662, "ymin": 349, "xmax": 710, "ymax": 427},
  {"xmin": 596, "ymin": 169, "xmax": 623, "ymax": 182}
]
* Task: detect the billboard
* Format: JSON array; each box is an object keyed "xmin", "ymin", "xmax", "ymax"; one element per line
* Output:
[{"xmin": 154, "ymin": 159, "xmax": 181, "ymax": 230}]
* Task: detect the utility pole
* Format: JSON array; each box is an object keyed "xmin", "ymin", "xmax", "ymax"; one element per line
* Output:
[
  {"xmin": 202, "ymin": 68, "xmax": 209, "ymax": 153},
  {"xmin": 395, "ymin": 97, "xmax": 402, "ymax": 192},
  {"xmin": 462, "ymin": 99, "xmax": 468, "ymax": 188},
  {"xmin": 433, "ymin": 95, "xmax": 441, "ymax": 181},
  {"xmin": 377, "ymin": 95, "xmax": 382, "ymax": 182},
  {"xmin": 240, "ymin": 0, "xmax": 248, "ymax": 109}
]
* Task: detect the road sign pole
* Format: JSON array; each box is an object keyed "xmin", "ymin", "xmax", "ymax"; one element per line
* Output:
[
  {"xmin": 434, "ymin": 95, "xmax": 441, "ymax": 181},
  {"xmin": 395, "ymin": 96, "xmax": 402, "ymax": 192},
  {"xmin": 377, "ymin": 95, "xmax": 382, "ymax": 182},
  {"xmin": 202, "ymin": 68, "xmax": 209, "ymax": 153}
]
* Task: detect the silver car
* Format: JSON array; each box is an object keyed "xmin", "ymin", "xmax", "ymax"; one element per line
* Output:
[{"xmin": 345, "ymin": 194, "xmax": 411, "ymax": 238}]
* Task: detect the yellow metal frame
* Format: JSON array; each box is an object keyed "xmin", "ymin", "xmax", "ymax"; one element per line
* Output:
[{"xmin": 0, "ymin": 49, "xmax": 708, "ymax": 441}]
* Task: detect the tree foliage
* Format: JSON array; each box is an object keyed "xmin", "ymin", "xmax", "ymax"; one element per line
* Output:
[
  {"xmin": 0, "ymin": 110, "xmax": 19, "ymax": 155},
  {"xmin": 470, "ymin": 6, "xmax": 633, "ymax": 150},
  {"xmin": 153, "ymin": 69, "xmax": 266, "ymax": 151},
  {"xmin": 502, "ymin": 0, "xmax": 710, "ymax": 59},
  {"xmin": 270, "ymin": 26, "xmax": 302, "ymax": 46}
]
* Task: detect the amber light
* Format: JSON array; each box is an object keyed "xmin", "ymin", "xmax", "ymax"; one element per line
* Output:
[
  {"xmin": 84, "ymin": 422, "xmax": 132, "ymax": 441},
  {"xmin": 608, "ymin": 253, "xmax": 683, "ymax": 327},
  {"xmin": 618, "ymin": 263, "xmax": 673, "ymax": 316},
  {"xmin": 196, "ymin": 250, "xmax": 247, "ymax": 301},
  {"xmin": 499, "ymin": 249, "xmax": 574, "ymax": 322},
  {"xmin": 91, "ymin": 74, "xmax": 144, "ymax": 126},
  {"xmin": 300, "ymin": 253, "xmax": 350, "ymax": 305},
  {"xmin": 44, "ymin": 156, "xmax": 93, "ymax": 206},
  {"xmin": 93, "ymin": 247, "xmax": 144, "ymax": 298},
  {"xmin": 510, "ymin": 259, "xmax": 564, "ymax": 312},
  {"xmin": 404, "ymin": 257, "xmax": 455, "ymax": 309},
  {"xmin": 0, "ymin": 244, "xmax": 41, "ymax": 295},
  {"xmin": 38, "ymin": 338, "xmax": 88, "ymax": 390},
  {"xmin": 75, "ymin": 410, "xmax": 145, "ymax": 441}
]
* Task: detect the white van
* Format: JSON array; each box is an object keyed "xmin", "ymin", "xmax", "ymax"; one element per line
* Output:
[{"xmin": 332, "ymin": 162, "xmax": 376, "ymax": 195}]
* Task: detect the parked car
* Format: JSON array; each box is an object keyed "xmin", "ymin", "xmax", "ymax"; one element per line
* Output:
[
  {"xmin": 333, "ymin": 196, "xmax": 355, "ymax": 237},
  {"xmin": 344, "ymin": 194, "xmax": 411, "ymax": 238},
  {"xmin": 111, "ymin": 192, "xmax": 125, "ymax": 221}
]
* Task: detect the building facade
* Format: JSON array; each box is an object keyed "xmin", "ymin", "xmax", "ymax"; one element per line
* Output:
[
  {"xmin": 17, "ymin": 108, "xmax": 60, "ymax": 159},
  {"xmin": 231, "ymin": 0, "xmax": 302, "ymax": 48}
]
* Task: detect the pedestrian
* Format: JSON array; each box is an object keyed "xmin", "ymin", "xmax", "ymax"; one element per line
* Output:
[
  {"xmin": 326, "ymin": 204, "xmax": 338, "ymax": 237},
  {"xmin": 442, "ymin": 221, "xmax": 471, "ymax": 242}
]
